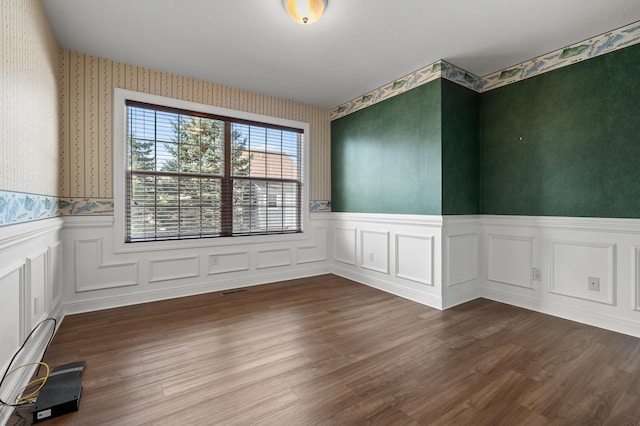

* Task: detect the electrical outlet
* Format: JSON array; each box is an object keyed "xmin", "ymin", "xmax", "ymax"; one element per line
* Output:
[
  {"xmin": 588, "ymin": 276, "xmax": 600, "ymax": 291},
  {"xmin": 211, "ymin": 255, "xmax": 219, "ymax": 265},
  {"xmin": 368, "ymin": 252, "xmax": 374, "ymax": 262},
  {"xmin": 532, "ymin": 268, "xmax": 542, "ymax": 281}
]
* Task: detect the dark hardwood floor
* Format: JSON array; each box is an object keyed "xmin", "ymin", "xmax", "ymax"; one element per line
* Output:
[{"xmin": 9, "ymin": 274, "xmax": 640, "ymax": 425}]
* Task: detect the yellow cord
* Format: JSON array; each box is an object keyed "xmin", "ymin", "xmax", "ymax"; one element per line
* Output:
[{"xmin": 0, "ymin": 361, "xmax": 50, "ymax": 406}]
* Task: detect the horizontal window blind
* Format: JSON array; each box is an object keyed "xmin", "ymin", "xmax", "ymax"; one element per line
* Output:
[{"xmin": 126, "ymin": 101, "xmax": 303, "ymax": 242}]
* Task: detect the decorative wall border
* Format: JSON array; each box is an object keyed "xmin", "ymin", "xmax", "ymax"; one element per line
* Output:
[
  {"xmin": 58, "ymin": 198, "xmax": 114, "ymax": 215},
  {"xmin": 330, "ymin": 60, "xmax": 481, "ymax": 120},
  {"xmin": 309, "ymin": 200, "xmax": 331, "ymax": 212},
  {"xmin": 0, "ymin": 192, "xmax": 331, "ymax": 226},
  {"xmin": 331, "ymin": 20, "xmax": 640, "ymax": 120},
  {"xmin": 0, "ymin": 190, "xmax": 58, "ymax": 226}
]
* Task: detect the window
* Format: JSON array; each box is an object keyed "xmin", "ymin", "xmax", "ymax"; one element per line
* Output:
[{"xmin": 123, "ymin": 99, "xmax": 304, "ymax": 243}]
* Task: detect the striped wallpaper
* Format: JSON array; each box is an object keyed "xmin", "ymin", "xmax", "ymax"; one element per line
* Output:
[
  {"xmin": 58, "ymin": 50, "xmax": 332, "ymax": 202},
  {"xmin": 1, "ymin": 0, "xmax": 60, "ymax": 196}
]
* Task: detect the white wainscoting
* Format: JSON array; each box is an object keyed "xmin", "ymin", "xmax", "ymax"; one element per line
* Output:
[
  {"xmin": 74, "ymin": 237, "xmax": 138, "ymax": 292},
  {"xmin": 0, "ymin": 218, "xmax": 64, "ymax": 425},
  {"xmin": 481, "ymin": 215, "xmax": 640, "ymax": 338},
  {"xmin": 635, "ymin": 247, "xmax": 640, "ymax": 312},
  {"xmin": 395, "ymin": 234, "xmax": 433, "ymax": 285},
  {"xmin": 327, "ymin": 213, "xmax": 640, "ymax": 337},
  {"xmin": 61, "ymin": 214, "xmax": 331, "ymax": 315},
  {"xmin": 298, "ymin": 227, "xmax": 328, "ymax": 265},
  {"xmin": 550, "ymin": 239, "xmax": 615, "ymax": 305},
  {"xmin": 208, "ymin": 251, "xmax": 249, "ymax": 275},
  {"xmin": 487, "ymin": 234, "xmax": 535, "ymax": 289},
  {"xmin": 360, "ymin": 229, "xmax": 389, "ymax": 274},
  {"xmin": 334, "ymin": 227, "xmax": 357, "ymax": 266},
  {"xmin": 149, "ymin": 255, "xmax": 200, "ymax": 283},
  {"xmin": 442, "ymin": 216, "xmax": 482, "ymax": 308},
  {"xmin": 329, "ymin": 213, "xmax": 444, "ymax": 309}
]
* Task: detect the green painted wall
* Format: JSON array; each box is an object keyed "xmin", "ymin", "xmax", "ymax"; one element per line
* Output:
[
  {"xmin": 441, "ymin": 79, "xmax": 480, "ymax": 214},
  {"xmin": 481, "ymin": 43, "xmax": 640, "ymax": 217},
  {"xmin": 331, "ymin": 43, "xmax": 639, "ymax": 218},
  {"xmin": 331, "ymin": 81, "xmax": 442, "ymax": 214}
]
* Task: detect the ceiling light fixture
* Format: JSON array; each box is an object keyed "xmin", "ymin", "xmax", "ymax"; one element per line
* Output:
[{"xmin": 282, "ymin": 0, "xmax": 327, "ymax": 25}]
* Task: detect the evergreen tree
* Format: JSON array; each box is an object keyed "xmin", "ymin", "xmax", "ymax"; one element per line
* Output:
[
  {"xmin": 156, "ymin": 115, "xmax": 252, "ymax": 235},
  {"xmin": 129, "ymin": 132, "xmax": 155, "ymax": 171}
]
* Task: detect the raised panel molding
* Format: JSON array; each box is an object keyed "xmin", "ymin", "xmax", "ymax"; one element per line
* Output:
[
  {"xmin": 635, "ymin": 247, "xmax": 640, "ymax": 312},
  {"xmin": 49, "ymin": 242, "xmax": 63, "ymax": 309},
  {"xmin": 0, "ymin": 264, "xmax": 25, "ymax": 362},
  {"xmin": 550, "ymin": 240, "xmax": 615, "ymax": 305},
  {"xmin": 149, "ymin": 256, "xmax": 200, "ymax": 283},
  {"xmin": 360, "ymin": 229, "xmax": 389, "ymax": 274},
  {"xmin": 395, "ymin": 234, "xmax": 433, "ymax": 285},
  {"xmin": 447, "ymin": 233, "xmax": 478, "ymax": 286},
  {"xmin": 75, "ymin": 238, "xmax": 138, "ymax": 292},
  {"xmin": 297, "ymin": 227, "xmax": 327, "ymax": 264},
  {"xmin": 488, "ymin": 234, "xmax": 534, "ymax": 289},
  {"xmin": 256, "ymin": 249, "xmax": 292, "ymax": 269},
  {"xmin": 334, "ymin": 227, "xmax": 357, "ymax": 265},
  {"xmin": 208, "ymin": 251, "xmax": 250, "ymax": 275},
  {"xmin": 26, "ymin": 250, "xmax": 48, "ymax": 328}
]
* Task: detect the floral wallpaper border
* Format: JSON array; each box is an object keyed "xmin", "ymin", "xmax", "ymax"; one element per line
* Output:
[
  {"xmin": 0, "ymin": 191, "xmax": 332, "ymax": 226},
  {"xmin": 58, "ymin": 198, "xmax": 115, "ymax": 216},
  {"xmin": 0, "ymin": 191, "xmax": 58, "ymax": 226},
  {"xmin": 480, "ymin": 21, "xmax": 640, "ymax": 92},
  {"xmin": 330, "ymin": 60, "xmax": 477, "ymax": 121},
  {"xmin": 331, "ymin": 20, "xmax": 640, "ymax": 120},
  {"xmin": 309, "ymin": 200, "xmax": 331, "ymax": 212}
]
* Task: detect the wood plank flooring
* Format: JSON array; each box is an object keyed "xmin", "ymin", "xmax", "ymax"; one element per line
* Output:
[{"xmin": 9, "ymin": 274, "xmax": 640, "ymax": 425}]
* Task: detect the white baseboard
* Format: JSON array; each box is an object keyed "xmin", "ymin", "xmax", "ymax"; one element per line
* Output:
[
  {"xmin": 482, "ymin": 287, "xmax": 640, "ymax": 338},
  {"xmin": 333, "ymin": 264, "xmax": 443, "ymax": 310},
  {"xmin": 442, "ymin": 284, "xmax": 480, "ymax": 309},
  {"xmin": 63, "ymin": 265, "xmax": 331, "ymax": 315}
]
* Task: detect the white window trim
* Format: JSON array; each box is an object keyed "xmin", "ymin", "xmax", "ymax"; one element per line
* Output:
[{"xmin": 112, "ymin": 88, "xmax": 310, "ymax": 254}]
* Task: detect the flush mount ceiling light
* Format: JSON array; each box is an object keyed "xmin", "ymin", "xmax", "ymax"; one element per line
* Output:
[{"xmin": 282, "ymin": 0, "xmax": 328, "ymax": 25}]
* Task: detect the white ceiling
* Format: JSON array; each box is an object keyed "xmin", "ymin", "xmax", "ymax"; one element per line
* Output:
[{"xmin": 41, "ymin": 0, "xmax": 640, "ymax": 109}]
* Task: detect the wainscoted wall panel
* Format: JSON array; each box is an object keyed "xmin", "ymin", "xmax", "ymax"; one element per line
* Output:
[
  {"xmin": 395, "ymin": 234, "xmax": 433, "ymax": 285},
  {"xmin": 149, "ymin": 256, "xmax": 199, "ymax": 283},
  {"xmin": 635, "ymin": 247, "xmax": 640, "ymax": 312},
  {"xmin": 334, "ymin": 227, "xmax": 357, "ymax": 266},
  {"xmin": 208, "ymin": 252, "xmax": 250, "ymax": 275},
  {"xmin": 61, "ymin": 216, "xmax": 331, "ymax": 314},
  {"xmin": 59, "ymin": 49, "xmax": 331, "ymax": 202},
  {"xmin": 297, "ymin": 226, "xmax": 328, "ymax": 264},
  {"xmin": 487, "ymin": 234, "xmax": 534, "ymax": 289},
  {"xmin": 0, "ymin": 265, "xmax": 23, "ymax": 367},
  {"xmin": 26, "ymin": 250, "xmax": 48, "ymax": 328},
  {"xmin": 441, "ymin": 217, "xmax": 482, "ymax": 309},
  {"xmin": 74, "ymin": 238, "xmax": 138, "ymax": 292},
  {"xmin": 256, "ymin": 249, "xmax": 292, "ymax": 270},
  {"xmin": 0, "ymin": 0, "xmax": 59, "ymax": 196},
  {"xmin": 360, "ymin": 230, "xmax": 389, "ymax": 274},
  {"xmin": 446, "ymin": 233, "xmax": 478, "ymax": 287},
  {"xmin": 550, "ymin": 240, "xmax": 615, "ymax": 305},
  {"xmin": 50, "ymin": 242, "xmax": 64, "ymax": 309},
  {"xmin": 330, "ymin": 213, "xmax": 444, "ymax": 309},
  {"xmin": 0, "ymin": 218, "xmax": 64, "ymax": 424},
  {"xmin": 481, "ymin": 215, "xmax": 640, "ymax": 338}
]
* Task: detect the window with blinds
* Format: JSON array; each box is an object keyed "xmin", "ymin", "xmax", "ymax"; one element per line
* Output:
[{"xmin": 126, "ymin": 100, "xmax": 303, "ymax": 242}]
